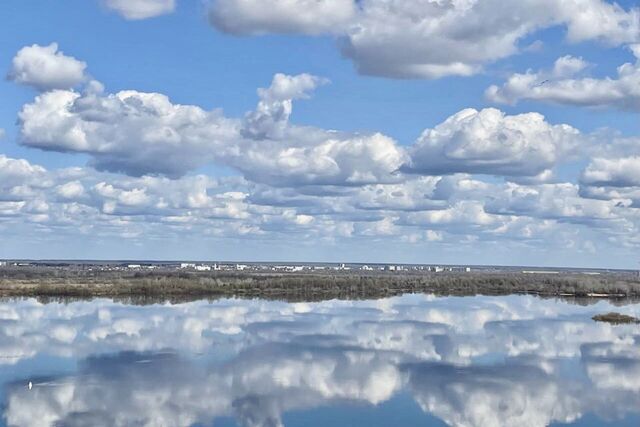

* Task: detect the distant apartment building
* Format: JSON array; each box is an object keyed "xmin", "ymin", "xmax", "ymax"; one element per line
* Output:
[{"xmin": 0, "ymin": 261, "xmax": 6, "ymax": 267}]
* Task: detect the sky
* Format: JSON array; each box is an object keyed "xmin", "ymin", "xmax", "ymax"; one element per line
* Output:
[{"xmin": 0, "ymin": 0, "xmax": 639, "ymax": 267}]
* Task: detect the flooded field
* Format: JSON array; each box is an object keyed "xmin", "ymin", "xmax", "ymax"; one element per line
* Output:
[{"xmin": 1, "ymin": 294, "xmax": 639, "ymax": 427}]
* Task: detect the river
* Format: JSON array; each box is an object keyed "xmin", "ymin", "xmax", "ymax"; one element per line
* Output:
[{"xmin": 1, "ymin": 294, "xmax": 639, "ymax": 426}]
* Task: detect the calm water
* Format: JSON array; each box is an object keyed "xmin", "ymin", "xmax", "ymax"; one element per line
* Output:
[{"xmin": 1, "ymin": 294, "xmax": 639, "ymax": 427}]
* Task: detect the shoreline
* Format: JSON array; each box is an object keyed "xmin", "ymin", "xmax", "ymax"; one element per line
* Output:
[{"xmin": 2, "ymin": 268, "xmax": 640, "ymax": 302}]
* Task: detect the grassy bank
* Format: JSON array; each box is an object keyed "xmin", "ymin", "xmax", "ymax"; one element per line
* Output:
[
  {"xmin": 2, "ymin": 267, "xmax": 640, "ymax": 301},
  {"xmin": 592, "ymin": 312, "xmax": 640, "ymax": 324}
]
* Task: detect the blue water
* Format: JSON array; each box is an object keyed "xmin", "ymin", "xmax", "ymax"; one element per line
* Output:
[{"xmin": 1, "ymin": 294, "xmax": 639, "ymax": 426}]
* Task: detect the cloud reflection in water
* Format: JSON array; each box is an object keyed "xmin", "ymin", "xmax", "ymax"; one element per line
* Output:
[{"xmin": 1, "ymin": 295, "xmax": 639, "ymax": 427}]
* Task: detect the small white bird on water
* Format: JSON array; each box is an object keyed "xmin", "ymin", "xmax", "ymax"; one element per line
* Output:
[{"xmin": 28, "ymin": 381, "xmax": 32, "ymax": 390}]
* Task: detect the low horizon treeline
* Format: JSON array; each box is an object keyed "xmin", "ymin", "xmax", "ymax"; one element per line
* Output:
[{"xmin": 1, "ymin": 267, "xmax": 640, "ymax": 301}]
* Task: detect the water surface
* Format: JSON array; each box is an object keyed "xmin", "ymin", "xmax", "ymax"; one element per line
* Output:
[{"xmin": 1, "ymin": 294, "xmax": 639, "ymax": 426}]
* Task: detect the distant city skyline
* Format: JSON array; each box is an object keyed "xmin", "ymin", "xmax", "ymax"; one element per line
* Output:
[{"xmin": 1, "ymin": 0, "xmax": 640, "ymax": 269}]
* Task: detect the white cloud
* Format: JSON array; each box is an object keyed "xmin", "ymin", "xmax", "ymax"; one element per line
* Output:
[
  {"xmin": 0, "ymin": 155, "xmax": 50, "ymax": 194},
  {"xmin": 403, "ymin": 201, "xmax": 501, "ymax": 228},
  {"xmin": 242, "ymin": 72, "xmax": 327, "ymax": 140},
  {"xmin": 209, "ymin": 0, "xmax": 640, "ymax": 79},
  {"xmin": 485, "ymin": 182, "xmax": 623, "ymax": 225},
  {"xmin": 7, "ymin": 48, "xmax": 640, "ymax": 255},
  {"xmin": 18, "ymin": 85, "xmax": 238, "ymax": 177},
  {"xmin": 209, "ymin": 0, "xmax": 356, "ymax": 35},
  {"xmin": 56, "ymin": 181, "xmax": 85, "ymax": 200},
  {"xmin": 8, "ymin": 92, "xmax": 640, "ymax": 253},
  {"xmin": 17, "ymin": 71, "xmax": 406, "ymax": 186},
  {"xmin": 582, "ymin": 157, "xmax": 640, "ymax": 187},
  {"xmin": 352, "ymin": 176, "xmax": 445, "ymax": 212},
  {"xmin": 103, "ymin": 0, "xmax": 175, "ymax": 20},
  {"xmin": 236, "ymin": 132, "xmax": 407, "ymax": 187},
  {"xmin": 405, "ymin": 108, "xmax": 581, "ymax": 178},
  {"xmin": 486, "ymin": 47, "xmax": 640, "ymax": 110},
  {"xmin": 0, "ymin": 149, "xmax": 618, "ymax": 253},
  {"xmin": 578, "ymin": 156, "xmax": 640, "ymax": 208},
  {"xmin": 7, "ymin": 43, "xmax": 87, "ymax": 91}
]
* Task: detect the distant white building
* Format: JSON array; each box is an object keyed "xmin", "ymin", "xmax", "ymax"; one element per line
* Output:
[
  {"xmin": 127, "ymin": 264, "xmax": 142, "ymax": 269},
  {"xmin": 180, "ymin": 263, "xmax": 196, "ymax": 269},
  {"xmin": 195, "ymin": 265, "xmax": 211, "ymax": 271},
  {"xmin": 0, "ymin": 261, "xmax": 6, "ymax": 267},
  {"xmin": 361, "ymin": 265, "xmax": 373, "ymax": 271},
  {"xmin": 236, "ymin": 264, "xmax": 248, "ymax": 271}
]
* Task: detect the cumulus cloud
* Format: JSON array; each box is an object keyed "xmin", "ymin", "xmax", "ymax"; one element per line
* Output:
[
  {"xmin": 485, "ymin": 182, "xmax": 623, "ymax": 226},
  {"xmin": 7, "ymin": 102, "xmax": 640, "ymax": 251},
  {"xmin": 0, "ymin": 154, "xmax": 262, "ymax": 237},
  {"xmin": 578, "ymin": 156, "xmax": 640, "ymax": 208},
  {"xmin": 374, "ymin": 0, "xmax": 640, "ymax": 79},
  {"xmin": 16, "ymin": 68, "xmax": 405, "ymax": 186},
  {"xmin": 8, "ymin": 47, "xmax": 640, "ymax": 254},
  {"xmin": 209, "ymin": 0, "xmax": 640, "ymax": 79},
  {"xmin": 18, "ymin": 84, "xmax": 239, "ymax": 177},
  {"xmin": 242, "ymin": 72, "xmax": 327, "ymax": 140},
  {"xmin": 210, "ymin": 0, "xmax": 356, "ymax": 35},
  {"xmin": 0, "ymin": 155, "xmax": 51, "ymax": 201},
  {"xmin": 404, "ymin": 108, "xmax": 581, "ymax": 178},
  {"xmin": 582, "ymin": 157, "xmax": 640, "ymax": 187},
  {"xmin": 236, "ymin": 132, "xmax": 406, "ymax": 187},
  {"xmin": 102, "ymin": 0, "xmax": 175, "ymax": 20},
  {"xmin": 401, "ymin": 201, "xmax": 509, "ymax": 241},
  {"xmin": 486, "ymin": 47, "xmax": 640, "ymax": 110},
  {"xmin": 352, "ymin": 177, "xmax": 445, "ymax": 212},
  {"xmin": 7, "ymin": 43, "xmax": 87, "ymax": 91},
  {"xmin": 56, "ymin": 181, "xmax": 86, "ymax": 200}
]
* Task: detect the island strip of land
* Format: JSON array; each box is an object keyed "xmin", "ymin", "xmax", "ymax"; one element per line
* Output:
[{"xmin": 2, "ymin": 264, "xmax": 640, "ymax": 302}]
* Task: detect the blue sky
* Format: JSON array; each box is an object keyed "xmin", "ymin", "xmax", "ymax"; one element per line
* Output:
[{"xmin": 1, "ymin": 0, "xmax": 640, "ymax": 267}]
